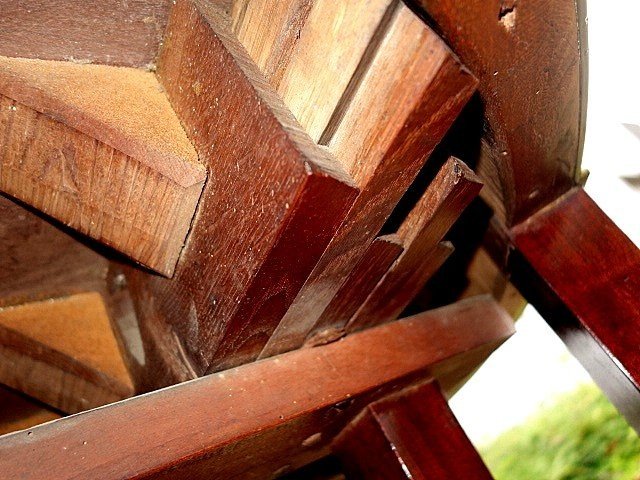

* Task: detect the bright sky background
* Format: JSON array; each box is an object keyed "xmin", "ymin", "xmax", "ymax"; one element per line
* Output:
[{"xmin": 450, "ymin": 0, "xmax": 640, "ymax": 446}]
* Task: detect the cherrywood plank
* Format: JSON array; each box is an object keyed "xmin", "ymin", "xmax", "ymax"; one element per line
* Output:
[
  {"xmin": 334, "ymin": 381, "xmax": 494, "ymax": 479},
  {"xmin": 0, "ymin": 193, "xmax": 107, "ymax": 308},
  {"xmin": 233, "ymin": 0, "xmax": 394, "ymax": 142},
  {"xmin": 307, "ymin": 234, "xmax": 403, "ymax": 346},
  {"xmin": 510, "ymin": 187, "xmax": 640, "ymax": 432},
  {"xmin": 346, "ymin": 158, "xmax": 482, "ymax": 333},
  {"xmin": 262, "ymin": 7, "xmax": 478, "ymax": 357},
  {"xmin": 0, "ymin": 58, "xmax": 205, "ymax": 275},
  {"xmin": 0, "ymin": 292, "xmax": 133, "ymax": 413},
  {"xmin": 0, "ymin": 297, "xmax": 514, "ymax": 480},
  {"xmin": 0, "ymin": 0, "xmax": 170, "ymax": 67},
  {"xmin": 415, "ymin": 0, "xmax": 586, "ymax": 225},
  {"xmin": 124, "ymin": 0, "xmax": 356, "ymax": 382}
]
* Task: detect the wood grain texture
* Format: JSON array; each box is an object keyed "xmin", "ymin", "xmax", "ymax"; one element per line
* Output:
[
  {"xmin": 0, "ymin": 58, "xmax": 204, "ymax": 275},
  {"xmin": 0, "ymin": 292, "xmax": 133, "ymax": 413},
  {"xmin": 125, "ymin": 0, "xmax": 356, "ymax": 382},
  {"xmin": 308, "ymin": 235, "xmax": 403, "ymax": 345},
  {"xmin": 0, "ymin": 0, "xmax": 170, "ymax": 67},
  {"xmin": 416, "ymin": 0, "xmax": 585, "ymax": 225},
  {"xmin": 334, "ymin": 381, "xmax": 494, "ymax": 479},
  {"xmin": 510, "ymin": 188, "xmax": 640, "ymax": 432},
  {"xmin": 233, "ymin": 0, "xmax": 393, "ymax": 142},
  {"xmin": 0, "ymin": 297, "xmax": 514, "ymax": 480},
  {"xmin": 262, "ymin": 8, "xmax": 478, "ymax": 357},
  {"xmin": 0, "ymin": 386, "xmax": 61, "ymax": 437},
  {"xmin": 0, "ymin": 193, "xmax": 107, "ymax": 308},
  {"xmin": 346, "ymin": 158, "xmax": 482, "ymax": 333}
]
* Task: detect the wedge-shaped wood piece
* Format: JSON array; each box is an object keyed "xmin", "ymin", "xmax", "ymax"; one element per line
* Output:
[
  {"xmin": 125, "ymin": 0, "xmax": 357, "ymax": 379},
  {"xmin": 263, "ymin": 5, "xmax": 478, "ymax": 357},
  {"xmin": 233, "ymin": 0, "xmax": 394, "ymax": 141},
  {"xmin": 0, "ymin": 57, "xmax": 204, "ymax": 276},
  {"xmin": 0, "ymin": 193, "xmax": 108, "ymax": 308},
  {"xmin": 0, "ymin": 297, "xmax": 514, "ymax": 480},
  {"xmin": 334, "ymin": 381, "xmax": 494, "ymax": 479},
  {"xmin": 511, "ymin": 188, "xmax": 640, "ymax": 433},
  {"xmin": 0, "ymin": 0, "xmax": 170, "ymax": 67},
  {"xmin": 0, "ymin": 292, "xmax": 133, "ymax": 414},
  {"xmin": 308, "ymin": 234, "xmax": 404, "ymax": 345},
  {"xmin": 347, "ymin": 158, "xmax": 482, "ymax": 333}
]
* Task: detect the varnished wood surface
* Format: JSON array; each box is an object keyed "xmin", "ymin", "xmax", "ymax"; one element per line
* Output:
[
  {"xmin": 263, "ymin": 11, "xmax": 478, "ymax": 357},
  {"xmin": 127, "ymin": 0, "xmax": 356, "ymax": 384},
  {"xmin": 511, "ymin": 188, "xmax": 640, "ymax": 432},
  {"xmin": 0, "ymin": 292, "xmax": 133, "ymax": 413},
  {"xmin": 0, "ymin": 0, "xmax": 170, "ymax": 67},
  {"xmin": 0, "ymin": 297, "xmax": 514, "ymax": 479},
  {"xmin": 346, "ymin": 158, "xmax": 481, "ymax": 332},
  {"xmin": 0, "ymin": 386, "xmax": 61, "ymax": 437},
  {"xmin": 416, "ymin": 0, "xmax": 585, "ymax": 225},
  {"xmin": 334, "ymin": 382, "xmax": 494, "ymax": 479},
  {"xmin": 0, "ymin": 58, "xmax": 204, "ymax": 275}
]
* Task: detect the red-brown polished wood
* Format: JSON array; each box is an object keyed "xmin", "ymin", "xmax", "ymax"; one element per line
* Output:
[
  {"xmin": 416, "ymin": 0, "xmax": 586, "ymax": 225},
  {"xmin": 334, "ymin": 381, "xmax": 494, "ymax": 479},
  {"xmin": 0, "ymin": 297, "xmax": 514, "ymax": 480},
  {"xmin": 126, "ymin": 0, "xmax": 357, "ymax": 383},
  {"xmin": 511, "ymin": 188, "xmax": 640, "ymax": 432}
]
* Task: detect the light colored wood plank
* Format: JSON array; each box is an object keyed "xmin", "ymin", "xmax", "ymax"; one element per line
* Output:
[
  {"xmin": 0, "ymin": 58, "xmax": 205, "ymax": 275},
  {"xmin": 0, "ymin": 292, "xmax": 134, "ymax": 413},
  {"xmin": 263, "ymin": 9, "xmax": 478, "ymax": 355}
]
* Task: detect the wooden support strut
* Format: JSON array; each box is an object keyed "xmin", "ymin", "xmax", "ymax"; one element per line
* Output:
[
  {"xmin": 0, "ymin": 297, "xmax": 513, "ymax": 480},
  {"xmin": 510, "ymin": 187, "xmax": 640, "ymax": 433}
]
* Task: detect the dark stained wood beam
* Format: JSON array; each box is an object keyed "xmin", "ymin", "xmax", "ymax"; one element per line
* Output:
[
  {"xmin": 510, "ymin": 187, "xmax": 640, "ymax": 432},
  {"xmin": 333, "ymin": 381, "xmax": 494, "ymax": 479},
  {"xmin": 0, "ymin": 297, "xmax": 514, "ymax": 480}
]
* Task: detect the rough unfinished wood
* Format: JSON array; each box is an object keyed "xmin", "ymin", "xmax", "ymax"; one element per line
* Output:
[
  {"xmin": 334, "ymin": 381, "xmax": 494, "ymax": 479},
  {"xmin": 123, "ymin": 0, "xmax": 357, "ymax": 383},
  {"xmin": 308, "ymin": 234, "xmax": 403, "ymax": 345},
  {"xmin": 0, "ymin": 57, "xmax": 204, "ymax": 275},
  {"xmin": 0, "ymin": 193, "xmax": 108, "ymax": 308},
  {"xmin": 233, "ymin": 0, "xmax": 394, "ymax": 142},
  {"xmin": 346, "ymin": 158, "xmax": 482, "ymax": 333},
  {"xmin": 0, "ymin": 297, "xmax": 514, "ymax": 480},
  {"xmin": 0, "ymin": 292, "xmax": 134, "ymax": 413},
  {"xmin": 0, "ymin": 0, "xmax": 170, "ymax": 67},
  {"xmin": 416, "ymin": 0, "xmax": 586, "ymax": 225},
  {"xmin": 262, "ymin": 6, "xmax": 478, "ymax": 357},
  {"xmin": 511, "ymin": 188, "xmax": 640, "ymax": 432}
]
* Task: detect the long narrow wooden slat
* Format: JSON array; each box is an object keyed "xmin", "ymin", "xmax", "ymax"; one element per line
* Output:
[
  {"xmin": 233, "ymin": 0, "xmax": 394, "ymax": 142},
  {"xmin": 0, "ymin": 57, "xmax": 205, "ymax": 276},
  {"xmin": 0, "ymin": 193, "xmax": 107, "ymax": 308},
  {"xmin": 0, "ymin": 292, "xmax": 133, "ymax": 414},
  {"xmin": 262, "ymin": 6, "xmax": 478, "ymax": 357},
  {"xmin": 124, "ymin": 0, "xmax": 357, "ymax": 382},
  {"xmin": 346, "ymin": 158, "xmax": 482, "ymax": 333},
  {"xmin": 0, "ymin": 297, "xmax": 514, "ymax": 480},
  {"xmin": 333, "ymin": 381, "xmax": 494, "ymax": 479},
  {"xmin": 510, "ymin": 187, "xmax": 640, "ymax": 433},
  {"xmin": 0, "ymin": 0, "xmax": 170, "ymax": 67},
  {"xmin": 307, "ymin": 234, "xmax": 403, "ymax": 346}
]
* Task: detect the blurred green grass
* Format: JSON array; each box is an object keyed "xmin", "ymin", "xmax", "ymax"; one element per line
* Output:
[{"xmin": 480, "ymin": 384, "xmax": 640, "ymax": 480}]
